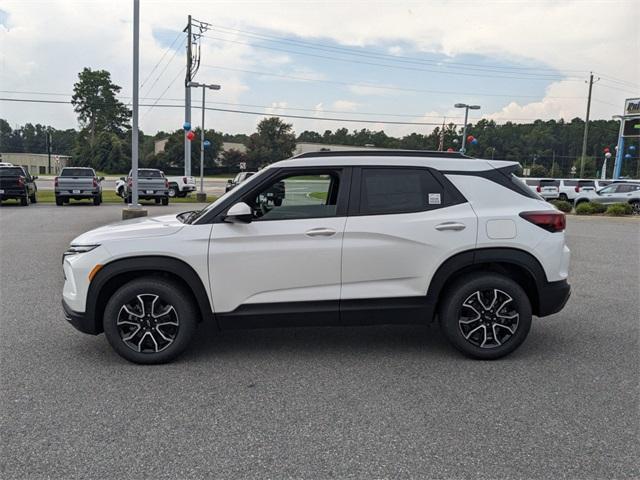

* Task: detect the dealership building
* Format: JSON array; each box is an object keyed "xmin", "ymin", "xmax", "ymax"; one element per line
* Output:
[{"xmin": 0, "ymin": 152, "xmax": 70, "ymax": 175}]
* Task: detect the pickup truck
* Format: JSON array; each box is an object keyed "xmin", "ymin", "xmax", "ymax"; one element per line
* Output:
[
  {"xmin": 167, "ymin": 176, "xmax": 196, "ymax": 198},
  {"xmin": 0, "ymin": 166, "xmax": 38, "ymax": 206},
  {"xmin": 55, "ymin": 167, "xmax": 103, "ymax": 206},
  {"xmin": 225, "ymin": 171, "xmax": 256, "ymax": 192},
  {"xmin": 121, "ymin": 168, "xmax": 170, "ymax": 205}
]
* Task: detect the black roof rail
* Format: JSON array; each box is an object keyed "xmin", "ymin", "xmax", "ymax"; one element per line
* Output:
[{"xmin": 292, "ymin": 149, "xmax": 474, "ymax": 160}]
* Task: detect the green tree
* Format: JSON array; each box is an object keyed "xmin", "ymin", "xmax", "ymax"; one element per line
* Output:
[
  {"xmin": 246, "ymin": 117, "xmax": 296, "ymax": 167},
  {"xmin": 71, "ymin": 68, "xmax": 131, "ymax": 144},
  {"xmin": 220, "ymin": 148, "xmax": 248, "ymax": 170}
]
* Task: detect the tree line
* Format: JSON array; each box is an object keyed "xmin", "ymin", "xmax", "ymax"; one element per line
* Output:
[{"xmin": 0, "ymin": 67, "xmax": 637, "ymax": 178}]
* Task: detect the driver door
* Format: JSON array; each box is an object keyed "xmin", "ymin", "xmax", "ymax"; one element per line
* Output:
[{"xmin": 209, "ymin": 167, "xmax": 350, "ymax": 326}]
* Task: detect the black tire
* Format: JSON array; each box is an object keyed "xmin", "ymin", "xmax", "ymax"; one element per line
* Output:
[
  {"xmin": 630, "ymin": 200, "xmax": 640, "ymax": 215},
  {"xmin": 55, "ymin": 196, "xmax": 63, "ymax": 206},
  {"xmin": 117, "ymin": 187, "xmax": 124, "ymax": 198},
  {"xmin": 161, "ymin": 196, "xmax": 169, "ymax": 206},
  {"xmin": 103, "ymin": 277, "xmax": 198, "ymax": 364},
  {"xmin": 155, "ymin": 198, "xmax": 161, "ymax": 204},
  {"xmin": 93, "ymin": 195, "xmax": 100, "ymax": 206},
  {"xmin": 168, "ymin": 186, "xmax": 178, "ymax": 198},
  {"xmin": 30, "ymin": 192, "xmax": 37, "ymax": 203},
  {"xmin": 20, "ymin": 193, "xmax": 29, "ymax": 206},
  {"xmin": 177, "ymin": 192, "xmax": 187, "ymax": 198},
  {"xmin": 438, "ymin": 272, "xmax": 532, "ymax": 360},
  {"xmin": 575, "ymin": 199, "xmax": 587, "ymax": 207},
  {"xmin": 558, "ymin": 193, "xmax": 568, "ymax": 202}
]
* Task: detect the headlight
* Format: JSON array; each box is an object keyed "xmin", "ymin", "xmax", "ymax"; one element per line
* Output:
[{"xmin": 62, "ymin": 244, "xmax": 100, "ymax": 262}]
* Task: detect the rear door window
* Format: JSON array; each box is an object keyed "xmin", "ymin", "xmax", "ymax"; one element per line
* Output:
[{"xmin": 358, "ymin": 168, "xmax": 448, "ymax": 215}]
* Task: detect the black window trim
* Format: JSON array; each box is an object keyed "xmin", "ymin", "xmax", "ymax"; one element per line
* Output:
[
  {"xmin": 443, "ymin": 166, "xmax": 541, "ymax": 200},
  {"xmin": 348, "ymin": 165, "xmax": 467, "ymax": 217}
]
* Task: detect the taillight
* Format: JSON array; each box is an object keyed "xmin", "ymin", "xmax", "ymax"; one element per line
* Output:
[
  {"xmin": 536, "ymin": 185, "xmax": 541, "ymax": 193},
  {"xmin": 520, "ymin": 211, "xmax": 566, "ymax": 233},
  {"xmin": 17, "ymin": 176, "xmax": 25, "ymax": 187},
  {"xmin": 128, "ymin": 178, "xmax": 132, "ymax": 187},
  {"xmin": 93, "ymin": 177, "xmax": 98, "ymax": 188},
  {"xmin": 54, "ymin": 176, "xmax": 59, "ymax": 187},
  {"xmin": 575, "ymin": 186, "xmax": 580, "ymax": 192}
]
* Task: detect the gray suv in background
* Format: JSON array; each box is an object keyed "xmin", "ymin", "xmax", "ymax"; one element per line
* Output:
[
  {"xmin": 574, "ymin": 182, "xmax": 640, "ymax": 213},
  {"xmin": 55, "ymin": 167, "xmax": 103, "ymax": 206}
]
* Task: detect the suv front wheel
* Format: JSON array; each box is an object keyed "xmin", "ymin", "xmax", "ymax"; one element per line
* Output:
[
  {"xmin": 439, "ymin": 273, "xmax": 532, "ymax": 359},
  {"xmin": 103, "ymin": 277, "xmax": 197, "ymax": 364}
]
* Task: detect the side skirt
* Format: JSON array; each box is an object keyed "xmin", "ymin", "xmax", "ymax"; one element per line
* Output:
[{"xmin": 216, "ymin": 297, "xmax": 434, "ymax": 330}]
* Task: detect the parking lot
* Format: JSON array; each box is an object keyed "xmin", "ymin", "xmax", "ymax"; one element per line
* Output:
[{"xmin": 1, "ymin": 204, "xmax": 638, "ymax": 479}]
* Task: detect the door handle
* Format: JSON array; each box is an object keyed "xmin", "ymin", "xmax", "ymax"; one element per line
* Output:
[
  {"xmin": 435, "ymin": 222, "xmax": 466, "ymax": 232},
  {"xmin": 305, "ymin": 227, "xmax": 337, "ymax": 237}
]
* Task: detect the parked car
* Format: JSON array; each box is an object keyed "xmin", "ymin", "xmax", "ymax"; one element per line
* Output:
[
  {"xmin": 574, "ymin": 182, "xmax": 640, "ymax": 213},
  {"xmin": 62, "ymin": 150, "xmax": 571, "ymax": 364},
  {"xmin": 0, "ymin": 165, "xmax": 37, "ymax": 205},
  {"xmin": 167, "ymin": 176, "xmax": 196, "ymax": 198},
  {"xmin": 557, "ymin": 179, "xmax": 596, "ymax": 202},
  {"xmin": 121, "ymin": 168, "xmax": 169, "ymax": 205},
  {"xmin": 54, "ymin": 167, "xmax": 103, "ymax": 206},
  {"xmin": 0, "ymin": 162, "xmax": 14, "ymax": 167},
  {"xmin": 522, "ymin": 178, "xmax": 560, "ymax": 200},
  {"xmin": 225, "ymin": 171, "xmax": 256, "ymax": 192}
]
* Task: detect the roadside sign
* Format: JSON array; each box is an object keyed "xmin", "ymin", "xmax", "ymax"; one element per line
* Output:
[{"xmin": 239, "ymin": 162, "xmax": 246, "ymax": 170}]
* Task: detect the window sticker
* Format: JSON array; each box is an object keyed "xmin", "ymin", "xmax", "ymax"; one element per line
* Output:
[{"xmin": 428, "ymin": 193, "xmax": 441, "ymax": 205}]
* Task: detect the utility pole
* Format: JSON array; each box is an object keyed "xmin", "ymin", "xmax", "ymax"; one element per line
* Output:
[
  {"xmin": 580, "ymin": 72, "xmax": 599, "ymax": 177},
  {"xmin": 123, "ymin": 0, "xmax": 146, "ymax": 219},
  {"xmin": 46, "ymin": 129, "xmax": 52, "ymax": 174},
  {"xmin": 184, "ymin": 15, "xmax": 192, "ymax": 177}
]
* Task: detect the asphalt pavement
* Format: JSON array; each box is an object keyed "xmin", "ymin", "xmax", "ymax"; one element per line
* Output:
[{"xmin": 1, "ymin": 204, "xmax": 638, "ymax": 479}]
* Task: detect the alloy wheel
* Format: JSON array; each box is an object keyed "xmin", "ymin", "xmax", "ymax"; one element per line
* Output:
[
  {"xmin": 458, "ymin": 289, "xmax": 519, "ymax": 349},
  {"xmin": 116, "ymin": 294, "xmax": 179, "ymax": 353}
]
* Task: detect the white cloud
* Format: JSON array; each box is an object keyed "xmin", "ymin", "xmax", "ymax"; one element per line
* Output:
[
  {"xmin": 331, "ymin": 100, "xmax": 359, "ymax": 111},
  {"xmin": 0, "ymin": 0, "xmax": 638, "ymax": 136}
]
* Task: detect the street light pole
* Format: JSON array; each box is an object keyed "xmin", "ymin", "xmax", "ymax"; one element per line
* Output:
[
  {"xmin": 454, "ymin": 103, "xmax": 481, "ymax": 154},
  {"xmin": 187, "ymin": 81, "xmax": 221, "ymax": 202}
]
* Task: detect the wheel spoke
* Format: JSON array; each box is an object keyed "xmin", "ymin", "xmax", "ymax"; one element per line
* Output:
[
  {"xmin": 122, "ymin": 325, "xmax": 141, "ymax": 341},
  {"xmin": 459, "ymin": 288, "xmax": 520, "ymax": 349},
  {"xmin": 121, "ymin": 305, "xmax": 143, "ymax": 319}
]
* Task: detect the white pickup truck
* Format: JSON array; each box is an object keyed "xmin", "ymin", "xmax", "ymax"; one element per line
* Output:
[{"xmin": 167, "ymin": 176, "xmax": 196, "ymax": 198}]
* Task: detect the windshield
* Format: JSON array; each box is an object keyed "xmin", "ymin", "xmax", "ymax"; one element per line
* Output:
[
  {"xmin": 0, "ymin": 167, "xmax": 24, "ymax": 177},
  {"xmin": 61, "ymin": 168, "xmax": 94, "ymax": 177},
  {"xmin": 187, "ymin": 168, "xmax": 271, "ymax": 224}
]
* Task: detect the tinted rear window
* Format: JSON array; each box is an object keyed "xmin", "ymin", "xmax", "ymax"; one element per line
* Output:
[
  {"xmin": 540, "ymin": 179, "xmax": 560, "ymax": 186},
  {"xmin": 61, "ymin": 168, "xmax": 95, "ymax": 177},
  {"xmin": 139, "ymin": 170, "xmax": 163, "ymax": 178},
  {"xmin": 359, "ymin": 168, "xmax": 446, "ymax": 215},
  {"xmin": 0, "ymin": 167, "xmax": 25, "ymax": 177},
  {"xmin": 563, "ymin": 180, "xmax": 577, "ymax": 186}
]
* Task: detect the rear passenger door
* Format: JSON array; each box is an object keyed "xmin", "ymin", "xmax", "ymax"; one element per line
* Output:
[{"xmin": 341, "ymin": 167, "xmax": 477, "ymax": 304}]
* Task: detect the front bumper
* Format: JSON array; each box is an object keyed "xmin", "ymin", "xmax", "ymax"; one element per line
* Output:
[
  {"xmin": 62, "ymin": 299, "xmax": 100, "ymax": 335},
  {"xmin": 537, "ymin": 279, "xmax": 571, "ymax": 317}
]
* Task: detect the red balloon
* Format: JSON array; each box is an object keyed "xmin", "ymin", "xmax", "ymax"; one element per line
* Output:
[
  {"xmin": 447, "ymin": 148, "xmax": 454, "ymax": 152},
  {"xmin": 467, "ymin": 135, "xmax": 474, "ymax": 143},
  {"xmin": 603, "ymin": 147, "xmax": 610, "ymax": 153},
  {"xmin": 186, "ymin": 131, "xmax": 195, "ymax": 141}
]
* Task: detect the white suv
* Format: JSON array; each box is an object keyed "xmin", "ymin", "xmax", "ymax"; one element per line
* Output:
[{"xmin": 62, "ymin": 151, "xmax": 571, "ymax": 364}]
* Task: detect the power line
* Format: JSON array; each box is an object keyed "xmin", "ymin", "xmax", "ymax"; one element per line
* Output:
[
  {"xmin": 205, "ymin": 25, "xmax": 583, "ymax": 79},
  {"xmin": 200, "ymin": 64, "xmax": 588, "ymax": 99},
  {"xmin": 140, "ymin": 37, "xmax": 186, "ymax": 100},
  {"xmin": 0, "ymin": 97, "xmax": 457, "ymax": 126},
  {"xmin": 140, "ymin": 31, "xmax": 185, "ymax": 89},
  {"xmin": 142, "ymin": 66, "xmax": 187, "ymax": 116},
  {"xmin": 200, "ymin": 33, "xmax": 584, "ymax": 83}
]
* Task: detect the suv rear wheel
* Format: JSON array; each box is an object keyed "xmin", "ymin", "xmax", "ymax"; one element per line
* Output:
[
  {"xmin": 103, "ymin": 277, "xmax": 197, "ymax": 364},
  {"xmin": 439, "ymin": 273, "xmax": 532, "ymax": 359}
]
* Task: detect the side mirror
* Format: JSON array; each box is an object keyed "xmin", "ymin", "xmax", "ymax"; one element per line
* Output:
[
  {"xmin": 32, "ymin": 175, "xmax": 38, "ymax": 180},
  {"xmin": 227, "ymin": 179, "xmax": 233, "ymax": 184},
  {"xmin": 224, "ymin": 202, "xmax": 252, "ymax": 223},
  {"xmin": 99, "ymin": 176, "xmax": 105, "ymax": 181}
]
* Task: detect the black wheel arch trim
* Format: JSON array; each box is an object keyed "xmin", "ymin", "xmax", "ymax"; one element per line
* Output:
[
  {"xmin": 427, "ymin": 247, "xmax": 568, "ymax": 317},
  {"xmin": 82, "ymin": 256, "xmax": 214, "ymax": 335}
]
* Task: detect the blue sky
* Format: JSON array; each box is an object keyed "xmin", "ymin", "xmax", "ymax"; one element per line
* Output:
[{"xmin": 1, "ymin": 1, "xmax": 638, "ymax": 136}]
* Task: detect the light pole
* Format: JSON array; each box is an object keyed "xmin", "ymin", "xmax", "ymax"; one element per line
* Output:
[
  {"xmin": 187, "ymin": 81, "xmax": 221, "ymax": 202},
  {"xmin": 454, "ymin": 103, "xmax": 480, "ymax": 154}
]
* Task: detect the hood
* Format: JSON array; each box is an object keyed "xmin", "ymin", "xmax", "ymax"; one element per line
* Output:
[{"xmin": 71, "ymin": 214, "xmax": 185, "ymax": 245}]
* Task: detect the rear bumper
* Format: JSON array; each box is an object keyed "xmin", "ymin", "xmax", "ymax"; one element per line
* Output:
[
  {"xmin": 62, "ymin": 299, "xmax": 99, "ymax": 335},
  {"xmin": 56, "ymin": 189, "xmax": 100, "ymax": 197},
  {"xmin": 537, "ymin": 279, "xmax": 571, "ymax": 317},
  {"xmin": 0, "ymin": 188, "xmax": 26, "ymax": 199}
]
